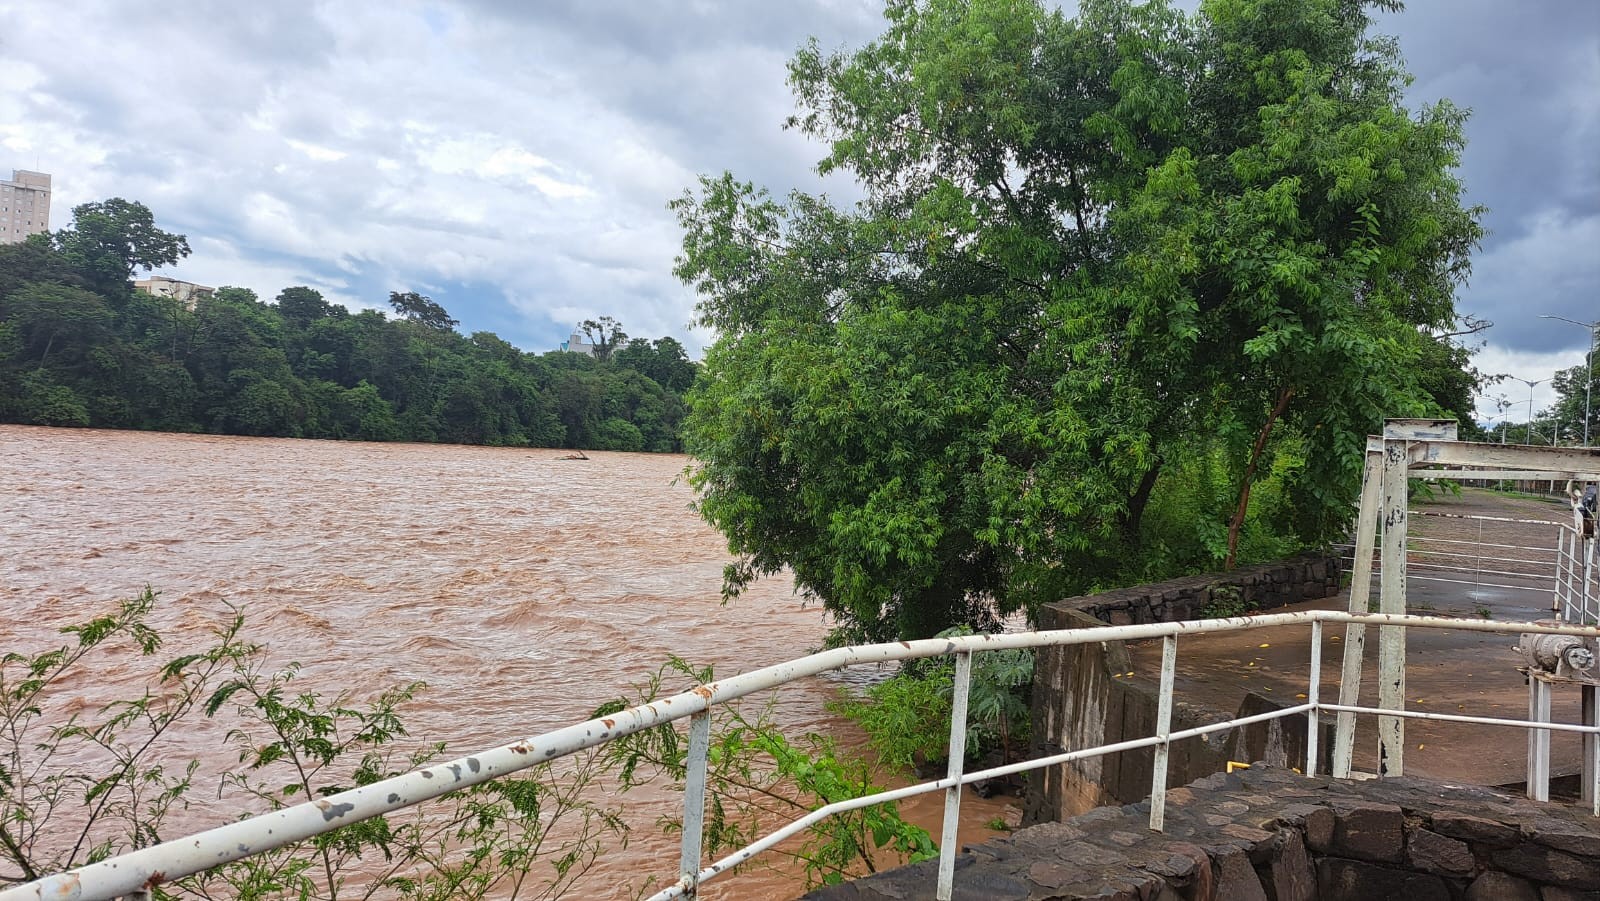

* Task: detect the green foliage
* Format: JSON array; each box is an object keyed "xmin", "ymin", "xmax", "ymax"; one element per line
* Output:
[
  {"xmin": 0, "ymin": 593, "xmax": 625, "ymax": 900},
  {"xmin": 1547, "ymin": 362, "xmax": 1598, "ymax": 445},
  {"xmin": 387, "ymin": 291, "xmax": 458, "ymax": 332},
  {"xmin": 1199, "ymin": 584, "xmax": 1248, "ymax": 620},
  {"xmin": 50, "ymin": 198, "xmax": 190, "ymax": 297},
  {"xmin": 0, "ymin": 213, "xmax": 696, "ymax": 450},
  {"xmin": 1408, "ymin": 477, "xmax": 1462, "ymax": 503},
  {"xmin": 679, "ymin": 0, "xmax": 1482, "ymax": 640},
  {"xmin": 594, "ymin": 657, "xmax": 936, "ymax": 890},
  {"xmin": 832, "ymin": 628, "xmax": 1033, "ymax": 773}
]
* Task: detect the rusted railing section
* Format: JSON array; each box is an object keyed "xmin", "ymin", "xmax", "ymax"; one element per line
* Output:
[{"xmin": 3, "ymin": 611, "xmax": 1599, "ymax": 901}]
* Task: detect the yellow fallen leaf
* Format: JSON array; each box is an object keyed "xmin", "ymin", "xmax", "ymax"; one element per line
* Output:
[
  {"xmin": 1418, "ymin": 744, "xmax": 1426, "ymax": 750},
  {"xmin": 1259, "ymin": 643, "xmax": 1270, "ymax": 648},
  {"xmin": 1296, "ymin": 693, "xmax": 1308, "ymax": 699}
]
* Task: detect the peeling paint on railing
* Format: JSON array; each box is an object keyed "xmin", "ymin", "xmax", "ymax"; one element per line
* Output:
[{"xmin": 4, "ymin": 611, "xmax": 1599, "ymax": 901}]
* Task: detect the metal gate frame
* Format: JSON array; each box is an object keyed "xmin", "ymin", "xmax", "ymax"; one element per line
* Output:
[{"xmin": 1330, "ymin": 419, "xmax": 1600, "ymax": 780}]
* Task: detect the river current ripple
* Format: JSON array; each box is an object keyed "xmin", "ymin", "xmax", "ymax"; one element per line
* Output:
[{"xmin": 1, "ymin": 426, "xmax": 1006, "ymax": 899}]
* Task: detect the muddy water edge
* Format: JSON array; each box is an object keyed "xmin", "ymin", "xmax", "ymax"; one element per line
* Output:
[{"xmin": 0, "ymin": 425, "xmax": 1010, "ymax": 899}]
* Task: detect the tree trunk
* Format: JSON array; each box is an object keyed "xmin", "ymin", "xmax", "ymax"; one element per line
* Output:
[
  {"xmin": 1224, "ymin": 386, "xmax": 1296, "ymax": 570},
  {"xmin": 1120, "ymin": 459, "xmax": 1163, "ymax": 545}
]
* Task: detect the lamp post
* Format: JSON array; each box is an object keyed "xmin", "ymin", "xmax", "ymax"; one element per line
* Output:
[
  {"xmin": 1541, "ymin": 315, "xmax": 1599, "ymax": 446},
  {"xmin": 1509, "ymin": 376, "xmax": 1546, "ymax": 444}
]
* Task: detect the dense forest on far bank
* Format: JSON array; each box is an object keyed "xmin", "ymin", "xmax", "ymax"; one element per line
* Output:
[{"xmin": 0, "ymin": 200, "xmax": 695, "ymax": 451}]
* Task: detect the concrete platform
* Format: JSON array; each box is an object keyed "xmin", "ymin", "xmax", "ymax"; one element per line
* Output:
[{"xmin": 1124, "ymin": 489, "xmax": 1582, "ymax": 790}]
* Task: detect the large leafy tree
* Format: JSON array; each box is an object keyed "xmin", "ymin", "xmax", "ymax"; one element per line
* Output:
[
  {"xmin": 52, "ymin": 199, "xmax": 190, "ymax": 297},
  {"xmin": 387, "ymin": 291, "xmax": 459, "ymax": 331},
  {"xmin": 678, "ymin": 0, "xmax": 1482, "ymax": 642},
  {"xmin": 1547, "ymin": 362, "xmax": 1598, "ymax": 445}
]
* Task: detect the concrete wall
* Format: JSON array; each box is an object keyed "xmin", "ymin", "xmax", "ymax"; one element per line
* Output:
[{"xmin": 1027, "ymin": 555, "xmax": 1341, "ymax": 824}]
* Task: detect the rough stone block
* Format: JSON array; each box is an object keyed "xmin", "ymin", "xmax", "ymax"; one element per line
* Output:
[
  {"xmin": 948, "ymin": 869, "xmax": 1034, "ymax": 900},
  {"xmin": 1213, "ymin": 849, "xmax": 1269, "ymax": 901},
  {"xmin": 1465, "ymin": 871, "xmax": 1540, "ymax": 901},
  {"xmin": 1493, "ymin": 843, "xmax": 1600, "ymax": 890},
  {"xmin": 1315, "ymin": 859, "xmax": 1452, "ymax": 901},
  {"xmin": 1526, "ymin": 820, "xmax": 1600, "ymax": 858},
  {"xmin": 1162, "ymin": 842, "xmax": 1211, "ymax": 901},
  {"xmin": 1431, "ymin": 811, "xmax": 1522, "ymax": 848},
  {"xmin": 1407, "ymin": 826, "xmax": 1475, "ymax": 876},
  {"xmin": 1286, "ymin": 805, "xmax": 1336, "ymax": 853},
  {"xmin": 1260, "ymin": 829, "xmax": 1314, "ymax": 901},
  {"xmin": 1541, "ymin": 888, "xmax": 1600, "ymax": 901},
  {"xmin": 1331, "ymin": 801, "xmax": 1405, "ymax": 862}
]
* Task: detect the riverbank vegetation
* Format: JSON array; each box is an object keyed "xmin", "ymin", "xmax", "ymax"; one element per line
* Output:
[
  {"xmin": 0, "ymin": 211, "xmax": 695, "ymax": 451},
  {"xmin": 680, "ymin": 0, "xmax": 1488, "ymax": 643},
  {"xmin": 0, "ymin": 593, "xmax": 933, "ymax": 897},
  {"xmin": 0, "ymin": 591, "xmax": 626, "ymax": 899}
]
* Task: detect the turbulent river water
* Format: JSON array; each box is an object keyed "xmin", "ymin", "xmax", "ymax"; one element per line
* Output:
[{"xmin": 1, "ymin": 425, "xmax": 1007, "ymax": 900}]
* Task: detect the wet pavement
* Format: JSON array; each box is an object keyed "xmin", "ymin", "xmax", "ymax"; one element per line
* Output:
[{"xmin": 1126, "ymin": 490, "xmax": 1586, "ymax": 789}]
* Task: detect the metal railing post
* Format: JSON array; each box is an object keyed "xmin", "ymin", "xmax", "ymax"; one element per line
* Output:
[
  {"xmin": 1306, "ymin": 620, "xmax": 1323, "ymax": 777},
  {"xmin": 1377, "ymin": 437, "xmax": 1410, "ymax": 777},
  {"xmin": 1583, "ymin": 685, "xmax": 1599, "ymax": 817},
  {"xmin": 1556, "ymin": 529, "xmax": 1570, "ymax": 620},
  {"xmin": 935, "ymin": 651, "xmax": 973, "ymax": 901},
  {"xmin": 1528, "ymin": 677, "xmax": 1552, "ymax": 802},
  {"xmin": 1335, "ymin": 439, "xmax": 1384, "ymax": 777},
  {"xmin": 1148, "ymin": 635, "xmax": 1177, "ymax": 832},
  {"xmin": 1586, "ymin": 537, "xmax": 1597, "ymax": 623},
  {"xmin": 680, "ymin": 710, "xmax": 712, "ymax": 895}
]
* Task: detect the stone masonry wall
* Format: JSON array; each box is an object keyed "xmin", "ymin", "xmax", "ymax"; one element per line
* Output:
[
  {"xmin": 1065, "ymin": 554, "xmax": 1342, "ymax": 627},
  {"xmin": 806, "ymin": 764, "xmax": 1600, "ymax": 901},
  {"xmin": 1028, "ymin": 555, "xmax": 1341, "ymax": 823}
]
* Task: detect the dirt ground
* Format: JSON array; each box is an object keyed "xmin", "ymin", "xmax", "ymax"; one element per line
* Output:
[{"xmin": 1126, "ymin": 488, "xmax": 1587, "ymax": 789}]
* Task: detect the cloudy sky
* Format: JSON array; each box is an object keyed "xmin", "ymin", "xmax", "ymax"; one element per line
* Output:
[{"xmin": 1, "ymin": 1, "xmax": 1595, "ymax": 419}]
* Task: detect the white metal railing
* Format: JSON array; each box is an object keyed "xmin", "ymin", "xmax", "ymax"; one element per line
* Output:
[
  {"xmin": 1341, "ymin": 511, "xmax": 1584, "ymax": 603},
  {"xmin": 3, "ymin": 611, "xmax": 1600, "ymax": 901},
  {"xmin": 1558, "ymin": 521, "xmax": 1599, "ymax": 623}
]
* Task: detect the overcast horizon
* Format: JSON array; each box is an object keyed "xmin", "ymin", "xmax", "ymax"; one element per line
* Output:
[{"xmin": 2, "ymin": 0, "xmax": 1595, "ymax": 421}]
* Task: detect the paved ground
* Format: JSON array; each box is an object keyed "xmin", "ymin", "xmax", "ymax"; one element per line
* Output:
[{"xmin": 1127, "ymin": 489, "xmax": 1586, "ymax": 790}]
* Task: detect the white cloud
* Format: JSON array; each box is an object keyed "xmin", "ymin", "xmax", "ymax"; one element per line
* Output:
[
  {"xmin": 1471, "ymin": 346, "xmax": 1593, "ymax": 422},
  {"xmin": 2, "ymin": 0, "xmax": 1592, "ymax": 366}
]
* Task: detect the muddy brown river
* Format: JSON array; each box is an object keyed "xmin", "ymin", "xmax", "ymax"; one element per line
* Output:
[{"xmin": 1, "ymin": 425, "xmax": 1007, "ymax": 899}]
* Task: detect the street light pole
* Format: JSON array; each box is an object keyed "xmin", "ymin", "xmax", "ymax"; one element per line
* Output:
[
  {"xmin": 1541, "ymin": 315, "xmax": 1599, "ymax": 446},
  {"xmin": 1510, "ymin": 376, "xmax": 1546, "ymax": 444}
]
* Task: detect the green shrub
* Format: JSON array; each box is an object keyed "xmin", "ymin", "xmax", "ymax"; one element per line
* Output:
[
  {"xmin": 832, "ymin": 627, "xmax": 1033, "ymax": 775},
  {"xmin": 594, "ymin": 657, "xmax": 935, "ymax": 889},
  {"xmin": 1199, "ymin": 583, "xmax": 1248, "ymax": 619},
  {"xmin": 0, "ymin": 590, "xmax": 624, "ymax": 900}
]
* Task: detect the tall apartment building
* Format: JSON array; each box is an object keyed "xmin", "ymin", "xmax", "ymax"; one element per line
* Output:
[{"xmin": 1, "ymin": 170, "xmax": 51, "ymax": 244}]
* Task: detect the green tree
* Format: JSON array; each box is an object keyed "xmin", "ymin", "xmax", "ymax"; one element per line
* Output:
[
  {"xmin": 678, "ymin": 0, "xmax": 1481, "ymax": 641},
  {"xmin": 388, "ymin": 291, "xmax": 458, "ymax": 332},
  {"xmin": 578, "ymin": 316, "xmax": 627, "ymax": 362},
  {"xmin": 614, "ymin": 336, "xmax": 698, "ymax": 394},
  {"xmin": 275, "ymin": 285, "xmax": 334, "ymax": 329},
  {"xmin": 51, "ymin": 198, "xmax": 190, "ymax": 297}
]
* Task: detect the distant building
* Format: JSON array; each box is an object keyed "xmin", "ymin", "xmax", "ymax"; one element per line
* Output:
[
  {"xmin": 560, "ymin": 330, "xmax": 599, "ymax": 356},
  {"xmin": 134, "ymin": 275, "xmax": 215, "ymax": 308},
  {"xmin": 1, "ymin": 170, "xmax": 51, "ymax": 244}
]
